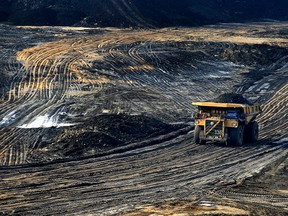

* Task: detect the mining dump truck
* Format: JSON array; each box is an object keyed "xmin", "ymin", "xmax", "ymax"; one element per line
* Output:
[{"xmin": 192, "ymin": 102, "xmax": 262, "ymax": 145}]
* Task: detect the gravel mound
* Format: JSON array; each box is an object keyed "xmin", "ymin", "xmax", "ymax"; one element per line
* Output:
[
  {"xmin": 36, "ymin": 114, "xmax": 183, "ymax": 160},
  {"xmin": 212, "ymin": 93, "xmax": 252, "ymax": 105}
]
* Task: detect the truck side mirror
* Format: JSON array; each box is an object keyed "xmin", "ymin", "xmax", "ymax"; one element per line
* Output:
[{"xmin": 191, "ymin": 112, "xmax": 198, "ymax": 119}]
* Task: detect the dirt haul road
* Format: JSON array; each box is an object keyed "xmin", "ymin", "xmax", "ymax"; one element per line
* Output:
[{"xmin": 0, "ymin": 23, "xmax": 287, "ymax": 215}]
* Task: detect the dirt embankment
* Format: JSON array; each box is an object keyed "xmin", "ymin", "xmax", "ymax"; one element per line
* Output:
[
  {"xmin": 0, "ymin": 0, "xmax": 288, "ymax": 27},
  {"xmin": 31, "ymin": 114, "xmax": 185, "ymax": 163}
]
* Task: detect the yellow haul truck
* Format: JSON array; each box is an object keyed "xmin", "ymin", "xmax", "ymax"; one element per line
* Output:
[{"xmin": 192, "ymin": 102, "xmax": 262, "ymax": 145}]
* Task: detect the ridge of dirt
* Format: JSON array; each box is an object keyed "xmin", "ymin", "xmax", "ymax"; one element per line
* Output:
[{"xmin": 29, "ymin": 114, "xmax": 186, "ymax": 163}]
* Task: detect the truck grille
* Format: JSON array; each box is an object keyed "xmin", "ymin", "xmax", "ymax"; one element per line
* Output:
[{"xmin": 205, "ymin": 120, "xmax": 223, "ymax": 137}]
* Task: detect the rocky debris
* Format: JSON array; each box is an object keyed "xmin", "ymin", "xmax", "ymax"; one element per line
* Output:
[
  {"xmin": 89, "ymin": 114, "xmax": 176, "ymax": 142},
  {"xmin": 213, "ymin": 93, "xmax": 252, "ymax": 105},
  {"xmin": 217, "ymin": 44, "xmax": 288, "ymax": 67},
  {"xmin": 33, "ymin": 114, "xmax": 184, "ymax": 161}
]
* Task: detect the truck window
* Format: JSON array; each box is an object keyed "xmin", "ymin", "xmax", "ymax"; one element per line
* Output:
[{"xmin": 226, "ymin": 111, "xmax": 238, "ymax": 118}]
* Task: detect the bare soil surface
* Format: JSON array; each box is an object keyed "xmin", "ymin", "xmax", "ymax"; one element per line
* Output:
[{"xmin": 0, "ymin": 22, "xmax": 287, "ymax": 215}]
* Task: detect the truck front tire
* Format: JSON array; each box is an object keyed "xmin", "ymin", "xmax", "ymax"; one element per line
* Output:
[
  {"xmin": 194, "ymin": 126, "xmax": 206, "ymax": 144},
  {"xmin": 229, "ymin": 125, "xmax": 244, "ymax": 146}
]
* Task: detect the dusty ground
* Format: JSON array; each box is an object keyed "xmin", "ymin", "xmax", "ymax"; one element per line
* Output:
[{"xmin": 0, "ymin": 22, "xmax": 287, "ymax": 215}]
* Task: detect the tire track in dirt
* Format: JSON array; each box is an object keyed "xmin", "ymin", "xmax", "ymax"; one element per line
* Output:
[
  {"xmin": 259, "ymin": 83, "xmax": 288, "ymax": 140},
  {"xmin": 0, "ymin": 26, "xmax": 287, "ymax": 163},
  {"xmin": 0, "ymin": 131, "xmax": 287, "ymax": 215},
  {"xmin": 0, "ymin": 23, "xmax": 287, "ymax": 214}
]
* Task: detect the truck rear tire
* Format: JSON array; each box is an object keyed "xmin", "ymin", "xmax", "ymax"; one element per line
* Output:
[
  {"xmin": 194, "ymin": 126, "xmax": 206, "ymax": 144},
  {"xmin": 229, "ymin": 125, "xmax": 244, "ymax": 146},
  {"xmin": 245, "ymin": 121, "xmax": 259, "ymax": 143}
]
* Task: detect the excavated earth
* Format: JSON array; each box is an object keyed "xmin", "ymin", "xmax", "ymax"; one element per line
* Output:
[{"xmin": 0, "ymin": 22, "xmax": 287, "ymax": 215}]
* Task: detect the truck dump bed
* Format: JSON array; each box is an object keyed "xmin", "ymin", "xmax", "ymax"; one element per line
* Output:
[{"xmin": 192, "ymin": 102, "xmax": 261, "ymax": 115}]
